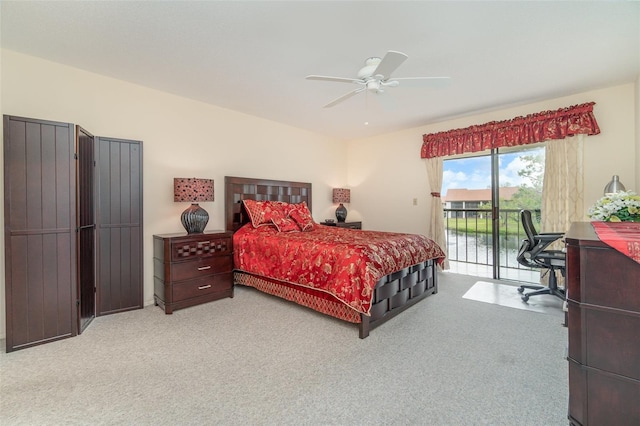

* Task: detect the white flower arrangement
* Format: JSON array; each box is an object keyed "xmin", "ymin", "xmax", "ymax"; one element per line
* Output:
[{"xmin": 588, "ymin": 190, "xmax": 640, "ymax": 222}]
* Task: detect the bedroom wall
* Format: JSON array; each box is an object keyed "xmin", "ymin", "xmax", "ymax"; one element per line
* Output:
[
  {"xmin": 347, "ymin": 83, "xmax": 638, "ymax": 235},
  {"xmin": 0, "ymin": 49, "xmax": 346, "ymax": 340}
]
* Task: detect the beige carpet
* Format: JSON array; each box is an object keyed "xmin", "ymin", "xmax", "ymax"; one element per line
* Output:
[{"xmin": 1, "ymin": 272, "xmax": 569, "ymax": 425}]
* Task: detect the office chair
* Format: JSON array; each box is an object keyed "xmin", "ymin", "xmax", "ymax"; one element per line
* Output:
[{"xmin": 516, "ymin": 209, "xmax": 566, "ymax": 302}]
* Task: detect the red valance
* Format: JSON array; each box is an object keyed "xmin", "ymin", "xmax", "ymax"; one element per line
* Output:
[{"xmin": 421, "ymin": 102, "xmax": 600, "ymax": 159}]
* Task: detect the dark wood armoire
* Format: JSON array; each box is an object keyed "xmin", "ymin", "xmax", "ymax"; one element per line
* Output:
[{"xmin": 3, "ymin": 115, "xmax": 143, "ymax": 352}]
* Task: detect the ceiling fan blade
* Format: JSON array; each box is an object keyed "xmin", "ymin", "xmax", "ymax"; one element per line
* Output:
[
  {"xmin": 323, "ymin": 87, "xmax": 366, "ymax": 108},
  {"xmin": 372, "ymin": 51, "xmax": 408, "ymax": 79},
  {"xmin": 306, "ymin": 75, "xmax": 362, "ymax": 84},
  {"xmin": 393, "ymin": 77, "xmax": 452, "ymax": 88}
]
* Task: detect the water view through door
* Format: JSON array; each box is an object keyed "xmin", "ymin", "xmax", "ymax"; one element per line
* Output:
[{"xmin": 442, "ymin": 146, "xmax": 546, "ymax": 282}]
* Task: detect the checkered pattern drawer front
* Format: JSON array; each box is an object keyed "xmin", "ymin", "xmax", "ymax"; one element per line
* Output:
[{"xmin": 171, "ymin": 236, "xmax": 231, "ymax": 261}]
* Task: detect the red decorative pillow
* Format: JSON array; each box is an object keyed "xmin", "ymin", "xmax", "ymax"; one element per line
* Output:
[
  {"xmin": 243, "ymin": 199, "xmax": 287, "ymax": 228},
  {"xmin": 271, "ymin": 211, "xmax": 300, "ymax": 232},
  {"xmin": 289, "ymin": 202, "xmax": 314, "ymax": 231}
]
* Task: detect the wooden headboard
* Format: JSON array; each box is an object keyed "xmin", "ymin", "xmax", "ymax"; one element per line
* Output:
[{"xmin": 224, "ymin": 176, "xmax": 312, "ymax": 232}]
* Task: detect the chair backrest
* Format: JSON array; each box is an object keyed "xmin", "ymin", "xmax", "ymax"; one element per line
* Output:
[
  {"xmin": 517, "ymin": 209, "xmax": 542, "ymax": 268},
  {"xmin": 520, "ymin": 209, "xmax": 538, "ymax": 242}
]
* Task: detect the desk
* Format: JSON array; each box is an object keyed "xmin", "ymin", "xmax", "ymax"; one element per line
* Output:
[{"xmin": 565, "ymin": 222, "xmax": 640, "ymax": 425}]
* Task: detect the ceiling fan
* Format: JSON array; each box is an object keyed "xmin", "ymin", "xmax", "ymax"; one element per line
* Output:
[{"xmin": 306, "ymin": 51, "xmax": 450, "ymax": 108}]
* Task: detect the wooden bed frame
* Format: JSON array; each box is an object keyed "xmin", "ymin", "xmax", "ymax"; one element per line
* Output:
[{"xmin": 224, "ymin": 176, "xmax": 439, "ymax": 338}]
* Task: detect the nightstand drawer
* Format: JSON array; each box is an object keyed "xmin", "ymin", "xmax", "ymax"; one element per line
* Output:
[
  {"xmin": 339, "ymin": 222, "xmax": 361, "ymax": 229},
  {"xmin": 172, "ymin": 273, "xmax": 233, "ymax": 302},
  {"xmin": 320, "ymin": 221, "xmax": 362, "ymax": 229},
  {"xmin": 171, "ymin": 256, "xmax": 232, "ymax": 281},
  {"xmin": 171, "ymin": 236, "xmax": 232, "ymax": 261}
]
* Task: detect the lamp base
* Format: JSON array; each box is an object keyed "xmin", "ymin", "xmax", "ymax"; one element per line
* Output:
[
  {"xmin": 181, "ymin": 203, "xmax": 209, "ymax": 234},
  {"xmin": 335, "ymin": 203, "xmax": 347, "ymax": 223}
]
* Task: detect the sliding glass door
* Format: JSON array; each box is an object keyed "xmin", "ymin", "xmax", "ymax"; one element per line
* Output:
[{"xmin": 442, "ymin": 144, "xmax": 545, "ymax": 281}]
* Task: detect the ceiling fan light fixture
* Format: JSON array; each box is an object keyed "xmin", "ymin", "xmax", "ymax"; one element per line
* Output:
[{"xmin": 366, "ymin": 80, "xmax": 381, "ymax": 91}]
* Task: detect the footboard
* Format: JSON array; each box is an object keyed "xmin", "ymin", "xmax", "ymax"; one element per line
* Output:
[{"xmin": 359, "ymin": 259, "xmax": 438, "ymax": 338}]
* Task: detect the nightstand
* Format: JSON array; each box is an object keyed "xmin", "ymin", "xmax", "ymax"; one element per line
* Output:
[
  {"xmin": 153, "ymin": 230, "xmax": 233, "ymax": 314},
  {"xmin": 320, "ymin": 221, "xmax": 362, "ymax": 229}
]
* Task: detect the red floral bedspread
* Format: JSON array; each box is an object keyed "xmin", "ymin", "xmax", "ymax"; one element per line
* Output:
[{"xmin": 233, "ymin": 224, "xmax": 446, "ymax": 315}]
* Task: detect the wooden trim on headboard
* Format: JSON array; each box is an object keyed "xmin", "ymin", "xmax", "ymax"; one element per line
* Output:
[{"xmin": 224, "ymin": 176, "xmax": 312, "ymax": 232}]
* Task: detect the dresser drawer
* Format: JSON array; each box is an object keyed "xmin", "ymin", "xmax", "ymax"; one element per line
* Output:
[
  {"xmin": 171, "ymin": 236, "xmax": 232, "ymax": 261},
  {"xmin": 578, "ymin": 245, "xmax": 640, "ymax": 310},
  {"xmin": 172, "ymin": 273, "xmax": 233, "ymax": 302},
  {"xmin": 171, "ymin": 256, "xmax": 232, "ymax": 282}
]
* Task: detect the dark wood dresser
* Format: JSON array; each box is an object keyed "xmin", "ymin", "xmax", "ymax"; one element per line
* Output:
[
  {"xmin": 153, "ymin": 230, "xmax": 233, "ymax": 314},
  {"xmin": 565, "ymin": 222, "xmax": 640, "ymax": 425}
]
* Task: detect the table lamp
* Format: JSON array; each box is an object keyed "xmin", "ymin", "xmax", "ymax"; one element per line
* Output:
[
  {"xmin": 332, "ymin": 188, "xmax": 350, "ymax": 222},
  {"xmin": 603, "ymin": 175, "xmax": 626, "ymax": 195},
  {"xmin": 174, "ymin": 178, "xmax": 214, "ymax": 234}
]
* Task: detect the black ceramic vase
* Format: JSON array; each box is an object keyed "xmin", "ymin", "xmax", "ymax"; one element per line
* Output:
[
  {"xmin": 181, "ymin": 203, "xmax": 209, "ymax": 234},
  {"xmin": 335, "ymin": 203, "xmax": 347, "ymax": 222}
]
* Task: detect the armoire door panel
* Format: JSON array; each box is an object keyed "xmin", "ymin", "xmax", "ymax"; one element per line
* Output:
[
  {"xmin": 76, "ymin": 125, "xmax": 96, "ymax": 333},
  {"xmin": 4, "ymin": 115, "xmax": 77, "ymax": 352},
  {"xmin": 9, "ymin": 235, "xmax": 29, "ymax": 346},
  {"xmin": 18, "ymin": 192, "xmax": 75, "ymax": 345},
  {"xmin": 52, "ymin": 233, "xmax": 74, "ymax": 335},
  {"xmin": 95, "ymin": 137, "xmax": 143, "ymax": 316},
  {"xmin": 97, "ymin": 226, "xmax": 143, "ymax": 314}
]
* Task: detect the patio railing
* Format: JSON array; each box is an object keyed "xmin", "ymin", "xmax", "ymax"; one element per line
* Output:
[{"xmin": 443, "ymin": 208, "xmax": 541, "ymax": 281}]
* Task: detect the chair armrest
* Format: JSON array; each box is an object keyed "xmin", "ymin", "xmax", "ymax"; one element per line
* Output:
[
  {"xmin": 539, "ymin": 232, "xmax": 564, "ymax": 237},
  {"xmin": 531, "ymin": 233, "xmax": 564, "ymax": 255},
  {"xmin": 535, "ymin": 233, "xmax": 564, "ymax": 243}
]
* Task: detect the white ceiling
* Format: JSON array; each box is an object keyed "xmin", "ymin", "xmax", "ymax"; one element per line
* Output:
[{"xmin": 2, "ymin": 1, "xmax": 639, "ymax": 141}]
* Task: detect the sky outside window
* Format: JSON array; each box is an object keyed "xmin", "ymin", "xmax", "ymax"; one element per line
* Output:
[{"xmin": 442, "ymin": 147, "xmax": 545, "ymax": 194}]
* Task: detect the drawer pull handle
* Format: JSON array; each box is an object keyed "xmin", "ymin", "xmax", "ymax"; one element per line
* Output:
[
  {"xmin": 197, "ymin": 266, "xmax": 211, "ymax": 271},
  {"xmin": 198, "ymin": 285, "xmax": 212, "ymax": 290}
]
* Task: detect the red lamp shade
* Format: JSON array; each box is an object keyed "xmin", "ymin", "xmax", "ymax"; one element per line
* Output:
[
  {"xmin": 174, "ymin": 178, "xmax": 214, "ymax": 234},
  {"xmin": 174, "ymin": 178, "xmax": 214, "ymax": 202},
  {"xmin": 332, "ymin": 188, "xmax": 350, "ymax": 204}
]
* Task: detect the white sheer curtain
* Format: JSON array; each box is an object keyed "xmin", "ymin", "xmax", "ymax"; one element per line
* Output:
[
  {"xmin": 425, "ymin": 157, "xmax": 449, "ymax": 270},
  {"xmin": 540, "ymin": 134, "xmax": 585, "ymax": 285},
  {"xmin": 542, "ymin": 134, "xmax": 585, "ymax": 233}
]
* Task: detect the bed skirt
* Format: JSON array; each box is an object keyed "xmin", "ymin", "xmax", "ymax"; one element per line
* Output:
[
  {"xmin": 234, "ymin": 258, "xmax": 438, "ymax": 338},
  {"xmin": 234, "ymin": 271, "xmax": 362, "ymax": 323}
]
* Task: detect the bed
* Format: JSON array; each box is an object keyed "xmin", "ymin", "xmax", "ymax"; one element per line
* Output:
[{"xmin": 225, "ymin": 176, "xmax": 446, "ymax": 338}]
